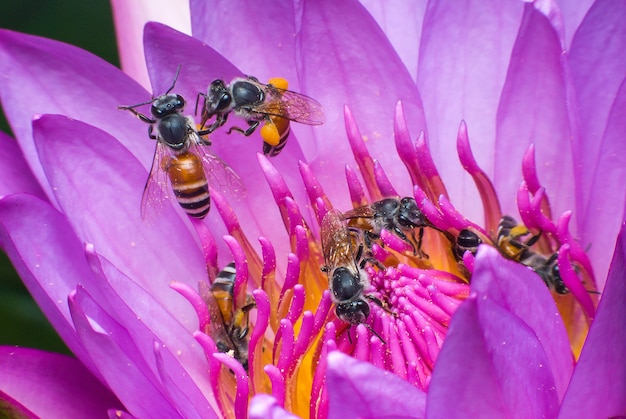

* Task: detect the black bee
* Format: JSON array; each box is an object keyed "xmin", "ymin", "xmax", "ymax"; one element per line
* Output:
[{"xmin": 199, "ymin": 76, "xmax": 324, "ymax": 156}]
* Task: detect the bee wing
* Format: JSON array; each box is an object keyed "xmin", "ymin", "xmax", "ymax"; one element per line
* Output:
[
  {"xmin": 199, "ymin": 281, "xmax": 236, "ymax": 353},
  {"xmin": 140, "ymin": 142, "xmax": 174, "ymax": 221},
  {"xmin": 188, "ymin": 132, "xmax": 247, "ymax": 199},
  {"xmin": 255, "ymin": 87, "xmax": 325, "ymax": 125},
  {"xmin": 321, "ymin": 209, "xmax": 353, "ymax": 270},
  {"xmin": 342, "ymin": 205, "xmax": 376, "ymax": 220}
]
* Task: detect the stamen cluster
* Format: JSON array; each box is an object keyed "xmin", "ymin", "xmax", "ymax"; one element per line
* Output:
[{"xmin": 172, "ymin": 103, "xmax": 596, "ymax": 418}]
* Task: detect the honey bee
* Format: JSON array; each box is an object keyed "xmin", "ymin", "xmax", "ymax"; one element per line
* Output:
[
  {"xmin": 341, "ymin": 197, "xmax": 435, "ymax": 258},
  {"xmin": 119, "ymin": 67, "xmax": 242, "ymax": 219},
  {"xmin": 496, "ymin": 215, "xmax": 568, "ymax": 294},
  {"xmin": 321, "ymin": 209, "xmax": 384, "ymax": 338},
  {"xmin": 454, "ymin": 228, "xmax": 482, "ymax": 260},
  {"xmin": 202, "ymin": 262, "xmax": 256, "ymax": 371},
  {"xmin": 199, "ymin": 76, "xmax": 325, "ymax": 156}
]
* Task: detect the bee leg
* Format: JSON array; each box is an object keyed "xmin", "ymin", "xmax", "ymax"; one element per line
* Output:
[
  {"xmin": 411, "ymin": 228, "xmax": 429, "ymax": 260},
  {"xmin": 206, "ymin": 114, "xmax": 227, "ymax": 134},
  {"xmin": 228, "ymin": 120, "xmax": 260, "ymax": 136},
  {"xmin": 119, "ymin": 106, "xmax": 156, "ymax": 125},
  {"xmin": 195, "ymin": 92, "xmax": 207, "ymax": 120},
  {"xmin": 236, "ymin": 300, "xmax": 257, "ymax": 339},
  {"xmin": 525, "ymin": 230, "xmax": 542, "ymax": 247},
  {"xmin": 147, "ymin": 125, "xmax": 157, "ymax": 140}
]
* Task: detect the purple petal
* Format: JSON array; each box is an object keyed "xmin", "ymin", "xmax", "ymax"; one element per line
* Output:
[
  {"xmin": 559, "ymin": 223, "xmax": 626, "ymax": 418},
  {"xmin": 426, "ymin": 297, "xmax": 508, "ymax": 417},
  {"xmin": 495, "ymin": 4, "xmax": 577, "ymax": 219},
  {"xmin": 0, "ymin": 346, "xmax": 122, "ymax": 417},
  {"xmin": 326, "ymin": 351, "xmax": 425, "ymax": 418},
  {"xmin": 428, "ymin": 247, "xmax": 565, "ymax": 417},
  {"xmin": 558, "ymin": 0, "xmax": 594, "ymax": 47},
  {"xmin": 295, "ymin": 0, "xmax": 427, "ymax": 208},
  {"xmin": 570, "ymin": 0, "xmax": 626, "ymax": 288},
  {"xmin": 469, "ymin": 246, "xmax": 573, "ymax": 399},
  {"xmin": 359, "ymin": 0, "xmax": 427, "ymax": 80},
  {"xmin": 143, "ymin": 23, "xmax": 313, "ymax": 266},
  {"xmin": 0, "ymin": 193, "xmax": 100, "ymax": 374},
  {"xmin": 110, "ymin": 0, "xmax": 191, "ymax": 89},
  {"xmin": 83, "ymin": 249, "xmax": 218, "ymax": 417},
  {"xmin": 569, "ymin": 0, "xmax": 625, "ymax": 202},
  {"xmin": 33, "ymin": 115, "xmax": 206, "ymax": 323},
  {"xmin": 0, "ymin": 131, "xmax": 45, "ymax": 201},
  {"xmin": 581, "ymin": 78, "xmax": 626, "ymax": 290},
  {"xmin": 249, "ymin": 394, "xmax": 300, "ymax": 419},
  {"xmin": 68, "ymin": 288, "xmax": 185, "ymax": 419},
  {"xmin": 569, "ymin": 0, "xmax": 626, "ymax": 194},
  {"xmin": 0, "ymin": 29, "xmax": 154, "ymax": 196},
  {"xmin": 190, "ymin": 0, "xmax": 298, "ymax": 88},
  {"xmin": 417, "ymin": 0, "xmax": 522, "ymax": 221}
]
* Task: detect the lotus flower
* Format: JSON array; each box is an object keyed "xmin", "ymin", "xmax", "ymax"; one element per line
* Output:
[{"xmin": 0, "ymin": 0, "xmax": 624, "ymax": 418}]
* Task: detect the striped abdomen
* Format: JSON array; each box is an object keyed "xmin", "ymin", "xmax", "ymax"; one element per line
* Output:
[
  {"xmin": 211, "ymin": 262, "xmax": 236, "ymax": 325},
  {"xmin": 261, "ymin": 115, "xmax": 290, "ymax": 157},
  {"xmin": 167, "ymin": 152, "xmax": 210, "ymax": 218}
]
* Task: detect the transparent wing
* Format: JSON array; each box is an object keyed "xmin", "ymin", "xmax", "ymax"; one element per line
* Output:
[
  {"xmin": 140, "ymin": 142, "xmax": 174, "ymax": 221},
  {"xmin": 254, "ymin": 86, "xmax": 325, "ymax": 125},
  {"xmin": 342, "ymin": 205, "xmax": 376, "ymax": 220},
  {"xmin": 199, "ymin": 281, "xmax": 236, "ymax": 353},
  {"xmin": 188, "ymin": 132, "xmax": 246, "ymax": 200},
  {"xmin": 321, "ymin": 209, "xmax": 353, "ymax": 270}
]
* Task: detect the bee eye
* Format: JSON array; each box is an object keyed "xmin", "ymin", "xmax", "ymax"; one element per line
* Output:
[{"xmin": 175, "ymin": 94, "xmax": 185, "ymax": 109}]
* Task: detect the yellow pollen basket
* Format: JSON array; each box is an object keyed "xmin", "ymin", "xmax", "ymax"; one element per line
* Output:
[
  {"xmin": 268, "ymin": 77, "xmax": 288, "ymax": 90},
  {"xmin": 260, "ymin": 120, "xmax": 281, "ymax": 146}
]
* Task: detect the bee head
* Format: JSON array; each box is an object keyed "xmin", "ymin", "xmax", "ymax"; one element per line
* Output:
[
  {"xmin": 335, "ymin": 299, "xmax": 370, "ymax": 325},
  {"xmin": 207, "ymin": 79, "xmax": 231, "ymax": 115},
  {"xmin": 151, "ymin": 94, "xmax": 185, "ymax": 118}
]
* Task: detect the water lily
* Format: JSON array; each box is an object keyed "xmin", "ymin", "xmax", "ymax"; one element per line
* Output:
[{"xmin": 0, "ymin": 0, "xmax": 624, "ymax": 418}]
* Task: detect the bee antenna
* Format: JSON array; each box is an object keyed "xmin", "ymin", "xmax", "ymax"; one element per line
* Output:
[
  {"xmin": 364, "ymin": 323, "xmax": 385, "ymax": 344},
  {"xmin": 165, "ymin": 64, "xmax": 183, "ymax": 95}
]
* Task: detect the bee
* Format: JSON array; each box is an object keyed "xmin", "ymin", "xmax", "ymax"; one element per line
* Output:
[
  {"xmin": 119, "ymin": 67, "xmax": 242, "ymax": 219},
  {"xmin": 321, "ymin": 209, "xmax": 385, "ymax": 341},
  {"xmin": 495, "ymin": 215, "xmax": 568, "ymax": 294},
  {"xmin": 522, "ymin": 252, "xmax": 569, "ymax": 294},
  {"xmin": 341, "ymin": 197, "xmax": 435, "ymax": 258},
  {"xmin": 202, "ymin": 262, "xmax": 256, "ymax": 371},
  {"xmin": 454, "ymin": 228, "xmax": 482, "ymax": 260},
  {"xmin": 199, "ymin": 76, "xmax": 325, "ymax": 156}
]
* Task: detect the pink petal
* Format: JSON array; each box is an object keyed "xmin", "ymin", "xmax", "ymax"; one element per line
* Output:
[
  {"xmin": 428, "ymin": 247, "xmax": 565, "ymax": 417},
  {"xmin": 33, "ymin": 115, "xmax": 205, "ymax": 324},
  {"xmin": 359, "ymin": 0, "xmax": 427, "ymax": 80},
  {"xmin": 326, "ymin": 351, "xmax": 425, "ymax": 418},
  {"xmin": 558, "ymin": 0, "xmax": 594, "ymax": 47},
  {"xmin": 190, "ymin": 0, "xmax": 298, "ymax": 88},
  {"xmin": 0, "ymin": 346, "xmax": 123, "ymax": 417},
  {"xmin": 470, "ymin": 246, "xmax": 574, "ymax": 399},
  {"xmin": 295, "ymin": 0, "xmax": 427, "ymax": 208},
  {"xmin": 249, "ymin": 394, "xmax": 300, "ymax": 419},
  {"xmin": 569, "ymin": 0, "xmax": 626, "ymax": 205},
  {"xmin": 0, "ymin": 193, "xmax": 100, "ymax": 374},
  {"xmin": 0, "ymin": 131, "xmax": 45, "ymax": 201},
  {"xmin": 110, "ymin": 0, "xmax": 191, "ymax": 89},
  {"xmin": 495, "ymin": 4, "xmax": 576, "ymax": 219},
  {"xmin": 83, "ymin": 249, "xmax": 218, "ymax": 417},
  {"xmin": 0, "ymin": 29, "xmax": 154, "ymax": 197},
  {"xmin": 559, "ymin": 223, "xmax": 626, "ymax": 417},
  {"xmin": 579, "ymin": 78, "xmax": 626, "ymax": 290},
  {"xmin": 417, "ymin": 0, "xmax": 522, "ymax": 221},
  {"xmin": 68, "ymin": 288, "xmax": 185, "ymax": 418}
]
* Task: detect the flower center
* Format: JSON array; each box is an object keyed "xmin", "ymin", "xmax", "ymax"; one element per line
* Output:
[{"xmin": 173, "ymin": 103, "xmax": 597, "ymax": 419}]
